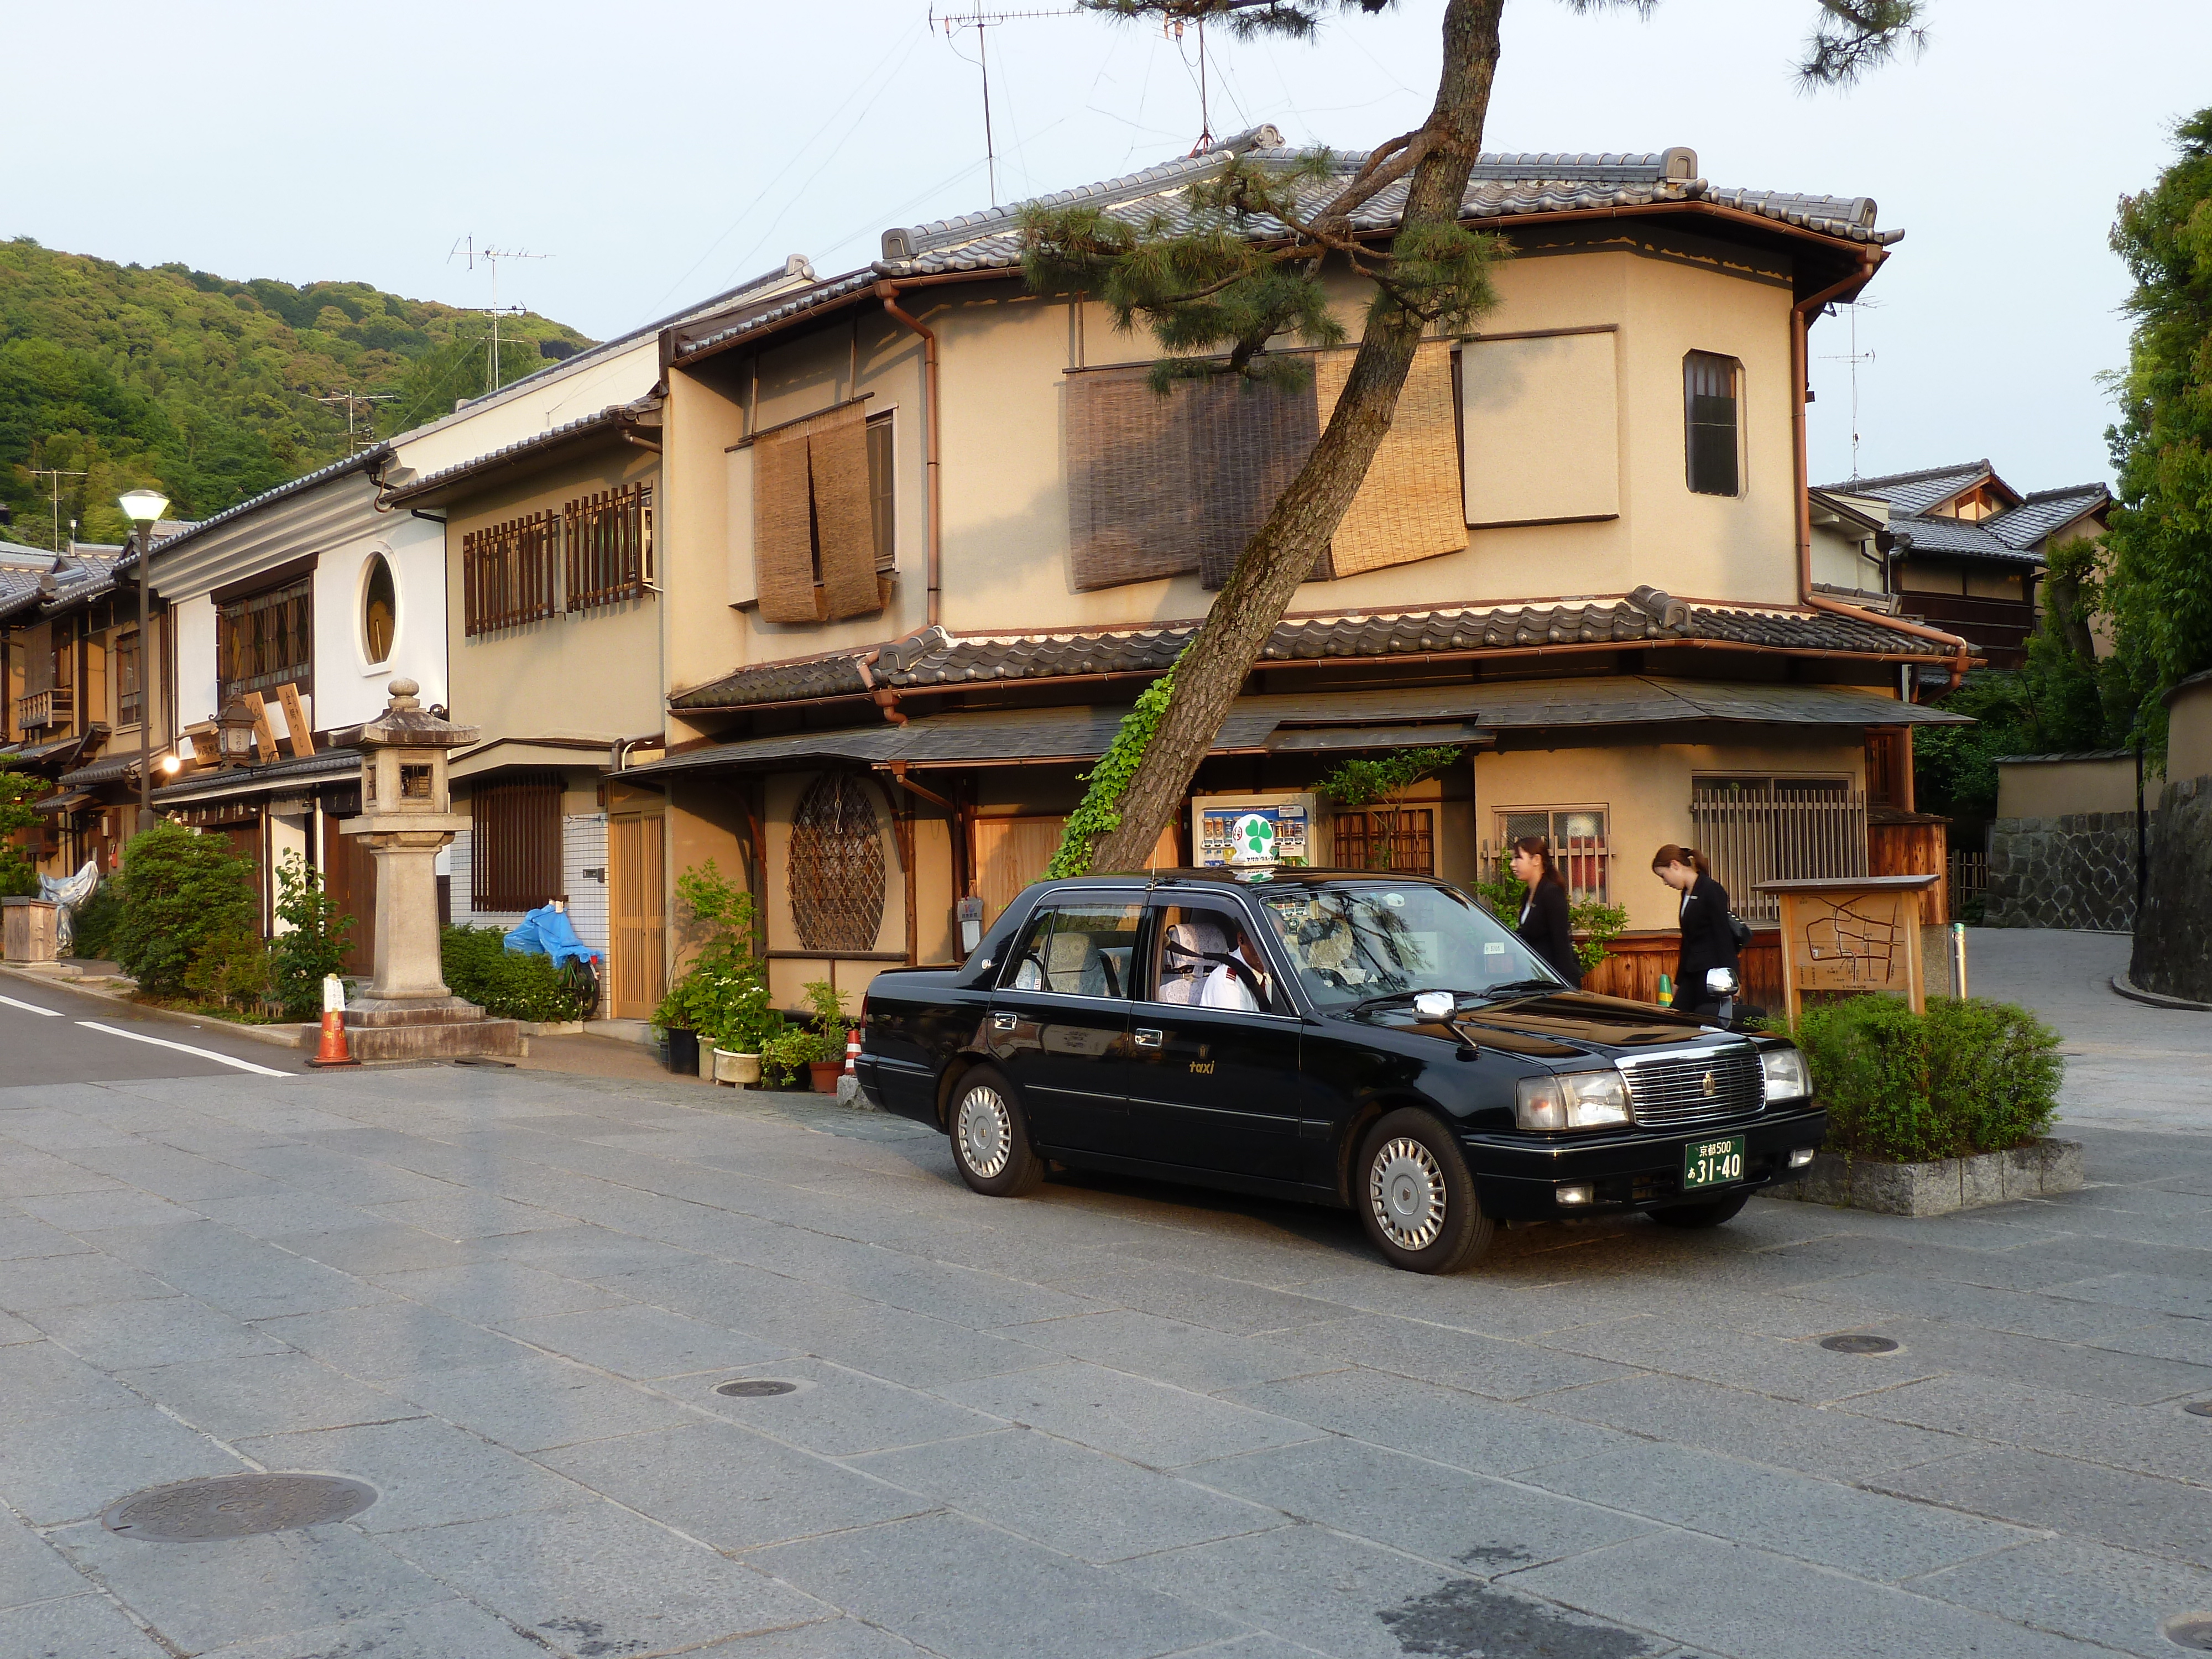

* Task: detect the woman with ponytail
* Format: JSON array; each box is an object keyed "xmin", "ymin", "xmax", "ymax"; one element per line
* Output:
[
  {"xmin": 1651, "ymin": 843, "xmax": 1738, "ymax": 1018},
  {"xmin": 1507, "ymin": 837, "xmax": 1580, "ymax": 988}
]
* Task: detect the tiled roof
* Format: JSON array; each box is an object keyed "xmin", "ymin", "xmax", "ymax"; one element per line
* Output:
[
  {"xmin": 673, "ymin": 131, "xmax": 1895, "ymax": 365},
  {"xmin": 145, "ymin": 448, "xmax": 390, "ymax": 563},
  {"xmin": 1985, "ymin": 484, "xmax": 2111, "ymax": 550},
  {"xmin": 150, "ymin": 747, "xmax": 362, "ymax": 806},
  {"xmin": 671, "ymin": 591, "xmax": 1957, "ymax": 713},
  {"xmin": 1825, "ymin": 461, "xmax": 1995, "ymax": 517},
  {"xmin": 0, "ymin": 546, "xmax": 127, "ymax": 622},
  {"xmin": 1882, "ymin": 514, "xmax": 2041, "ymax": 564},
  {"xmin": 383, "ymin": 397, "xmax": 660, "ymax": 505}
]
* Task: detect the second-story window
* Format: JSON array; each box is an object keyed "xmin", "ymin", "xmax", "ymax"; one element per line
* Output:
[
  {"xmin": 462, "ymin": 512, "xmax": 560, "ymax": 637},
  {"xmin": 752, "ymin": 400, "xmax": 886, "ymax": 624},
  {"xmin": 362, "ymin": 554, "xmax": 397, "ymax": 665},
  {"xmin": 116, "ymin": 629, "xmax": 142, "ymax": 727},
  {"xmin": 218, "ymin": 576, "xmax": 313, "ymax": 701},
  {"xmin": 565, "ymin": 482, "xmax": 654, "ymax": 613},
  {"xmin": 867, "ymin": 411, "xmax": 895, "ymax": 574},
  {"xmin": 1683, "ymin": 351, "xmax": 1742, "ymax": 497}
]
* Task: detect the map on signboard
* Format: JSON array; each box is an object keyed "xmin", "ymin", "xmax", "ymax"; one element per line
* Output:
[{"xmin": 1795, "ymin": 893, "xmax": 1907, "ymax": 990}]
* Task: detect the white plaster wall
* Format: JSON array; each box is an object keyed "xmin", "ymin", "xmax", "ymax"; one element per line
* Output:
[
  {"xmin": 173, "ymin": 594, "xmax": 220, "ymax": 730},
  {"xmin": 312, "ymin": 513, "xmax": 447, "ymax": 731},
  {"xmin": 268, "ymin": 812, "xmax": 310, "ymax": 933}
]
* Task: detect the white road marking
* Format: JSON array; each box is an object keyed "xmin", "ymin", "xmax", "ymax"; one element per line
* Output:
[
  {"xmin": 0, "ymin": 994, "xmax": 64, "ymax": 1017},
  {"xmin": 75, "ymin": 1021, "xmax": 289, "ymax": 1076}
]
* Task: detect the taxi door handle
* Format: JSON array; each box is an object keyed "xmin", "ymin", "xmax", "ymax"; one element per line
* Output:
[
  {"xmin": 1133, "ymin": 1028, "xmax": 1163, "ymax": 1050},
  {"xmin": 990, "ymin": 1013, "xmax": 1018, "ymax": 1032}
]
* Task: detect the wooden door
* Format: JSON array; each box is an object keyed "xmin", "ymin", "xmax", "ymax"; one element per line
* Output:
[
  {"xmin": 321, "ymin": 811, "xmax": 377, "ymax": 975},
  {"xmin": 971, "ymin": 815, "xmax": 1179, "ymax": 927},
  {"xmin": 608, "ymin": 810, "xmax": 666, "ymax": 1019}
]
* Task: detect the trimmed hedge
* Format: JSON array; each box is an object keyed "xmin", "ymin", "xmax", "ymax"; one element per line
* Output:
[
  {"xmin": 1786, "ymin": 995, "xmax": 2062, "ymax": 1164},
  {"xmin": 111, "ymin": 824, "xmax": 258, "ymax": 997},
  {"xmin": 441, "ymin": 925, "xmax": 595, "ymax": 1022}
]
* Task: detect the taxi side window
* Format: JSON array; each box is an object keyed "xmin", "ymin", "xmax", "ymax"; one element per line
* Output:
[
  {"xmin": 1000, "ymin": 903, "xmax": 1140, "ymax": 998},
  {"xmin": 1147, "ymin": 904, "xmax": 1272, "ymax": 1013}
]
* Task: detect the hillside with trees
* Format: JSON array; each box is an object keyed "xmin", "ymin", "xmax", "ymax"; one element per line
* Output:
[{"xmin": 0, "ymin": 237, "xmax": 592, "ymax": 547}]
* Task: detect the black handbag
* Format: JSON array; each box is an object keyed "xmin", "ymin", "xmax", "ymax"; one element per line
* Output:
[{"xmin": 1726, "ymin": 911, "xmax": 1754, "ymax": 948}]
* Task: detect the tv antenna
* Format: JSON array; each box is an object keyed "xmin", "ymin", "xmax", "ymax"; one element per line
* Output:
[
  {"xmin": 1820, "ymin": 298, "xmax": 1880, "ymax": 483},
  {"xmin": 449, "ymin": 237, "xmax": 550, "ymax": 394},
  {"xmin": 931, "ymin": 6, "xmax": 1074, "ymax": 207},
  {"xmin": 29, "ymin": 466, "xmax": 87, "ymax": 553},
  {"xmin": 1167, "ymin": 13, "xmax": 1215, "ymax": 153},
  {"xmin": 318, "ymin": 389, "xmax": 398, "ymax": 452}
]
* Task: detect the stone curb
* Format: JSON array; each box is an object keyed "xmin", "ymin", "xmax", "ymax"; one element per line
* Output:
[
  {"xmin": 2110, "ymin": 973, "xmax": 2212, "ymax": 1013},
  {"xmin": 0, "ymin": 964, "xmax": 315, "ymax": 1051},
  {"xmin": 1768, "ymin": 1137, "xmax": 2083, "ymax": 1216}
]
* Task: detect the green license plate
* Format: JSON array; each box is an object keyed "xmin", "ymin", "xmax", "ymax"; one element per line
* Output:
[{"xmin": 1683, "ymin": 1135, "xmax": 1747, "ymax": 1191}]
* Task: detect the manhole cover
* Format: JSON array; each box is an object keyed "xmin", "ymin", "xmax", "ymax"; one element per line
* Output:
[
  {"xmin": 716, "ymin": 1379, "xmax": 798, "ymax": 1398},
  {"xmin": 2163, "ymin": 1613, "xmax": 2212, "ymax": 1650},
  {"xmin": 2185, "ymin": 1401, "xmax": 2212, "ymax": 1420},
  {"xmin": 102, "ymin": 1474, "xmax": 377, "ymax": 1542},
  {"xmin": 1819, "ymin": 1334, "xmax": 1900, "ymax": 1355}
]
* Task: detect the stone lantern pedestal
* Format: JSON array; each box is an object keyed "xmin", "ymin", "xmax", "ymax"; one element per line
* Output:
[{"xmin": 336, "ymin": 680, "xmax": 522, "ymax": 1063}]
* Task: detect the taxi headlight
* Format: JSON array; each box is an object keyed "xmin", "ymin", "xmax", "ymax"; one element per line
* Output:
[
  {"xmin": 1761, "ymin": 1046, "xmax": 1812, "ymax": 1102},
  {"xmin": 1515, "ymin": 1070, "xmax": 1632, "ymax": 1131}
]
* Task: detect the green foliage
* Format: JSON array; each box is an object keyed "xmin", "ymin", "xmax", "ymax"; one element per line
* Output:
[
  {"xmin": 1471, "ymin": 867, "xmax": 1627, "ymax": 974},
  {"xmin": 1051, "ymin": 663, "xmax": 1181, "ymax": 877},
  {"xmin": 183, "ymin": 921, "xmax": 271, "ymax": 1012},
  {"xmin": 68, "ymin": 878, "xmax": 124, "ymax": 959},
  {"xmin": 0, "ymin": 758, "xmax": 47, "ymax": 898},
  {"xmin": 111, "ymin": 823, "xmax": 257, "ymax": 997},
  {"xmin": 2103, "ymin": 108, "xmax": 2212, "ymax": 739},
  {"xmin": 1781, "ymin": 994, "xmax": 2061, "ymax": 1162},
  {"xmin": 1312, "ymin": 746, "xmax": 1461, "ymax": 811},
  {"xmin": 0, "ymin": 237, "xmax": 591, "ymax": 541},
  {"xmin": 268, "ymin": 853, "xmax": 354, "ymax": 1021},
  {"xmin": 651, "ymin": 862, "xmax": 782, "ymax": 1057},
  {"xmin": 440, "ymin": 925, "xmax": 595, "ymax": 1023}
]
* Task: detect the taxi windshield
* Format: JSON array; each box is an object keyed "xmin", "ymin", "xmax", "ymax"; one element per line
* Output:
[{"xmin": 1256, "ymin": 882, "xmax": 1561, "ymax": 1011}]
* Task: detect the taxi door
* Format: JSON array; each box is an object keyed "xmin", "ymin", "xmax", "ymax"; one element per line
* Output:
[{"xmin": 985, "ymin": 896, "xmax": 1141, "ymax": 1156}]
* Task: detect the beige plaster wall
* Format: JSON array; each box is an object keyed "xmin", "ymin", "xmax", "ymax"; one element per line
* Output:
[
  {"xmin": 1474, "ymin": 732, "xmax": 1867, "ymax": 930},
  {"xmin": 759, "ymin": 770, "xmax": 907, "ymax": 1008},
  {"xmin": 2171, "ymin": 676, "xmax": 2212, "ymax": 782},
  {"xmin": 1996, "ymin": 755, "xmax": 2151, "ymax": 820},
  {"xmin": 442, "ymin": 446, "xmax": 664, "ymax": 750}
]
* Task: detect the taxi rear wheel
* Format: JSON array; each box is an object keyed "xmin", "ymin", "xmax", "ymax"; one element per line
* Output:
[
  {"xmin": 1648, "ymin": 1193, "xmax": 1750, "ymax": 1229},
  {"xmin": 1355, "ymin": 1109, "xmax": 1493, "ymax": 1274},
  {"xmin": 947, "ymin": 1067, "xmax": 1045, "ymax": 1197}
]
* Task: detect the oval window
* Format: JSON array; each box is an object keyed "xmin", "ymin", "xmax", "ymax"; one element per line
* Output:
[{"xmin": 362, "ymin": 554, "xmax": 396, "ymax": 664}]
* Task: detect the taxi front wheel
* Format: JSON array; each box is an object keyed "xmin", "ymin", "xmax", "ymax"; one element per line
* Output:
[
  {"xmin": 947, "ymin": 1067, "xmax": 1046, "ymax": 1197},
  {"xmin": 1355, "ymin": 1109, "xmax": 1494, "ymax": 1274}
]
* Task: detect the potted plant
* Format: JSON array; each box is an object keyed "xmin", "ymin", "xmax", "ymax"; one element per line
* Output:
[
  {"xmin": 760, "ymin": 1026, "xmax": 830, "ymax": 1090},
  {"xmin": 797, "ymin": 979, "xmax": 853, "ymax": 1092},
  {"xmin": 654, "ymin": 862, "xmax": 777, "ymax": 1078}
]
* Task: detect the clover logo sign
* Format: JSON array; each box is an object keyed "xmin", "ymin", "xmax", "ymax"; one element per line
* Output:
[{"xmin": 1230, "ymin": 813, "xmax": 1276, "ymax": 864}]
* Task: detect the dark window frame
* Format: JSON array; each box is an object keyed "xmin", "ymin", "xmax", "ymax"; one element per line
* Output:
[
  {"xmin": 469, "ymin": 772, "xmax": 563, "ymax": 913},
  {"xmin": 866, "ymin": 411, "xmax": 895, "ymax": 575},
  {"xmin": 362, "ymin": 552, "xmax": 397, "ymax": 665},
  {"xmin": 461, "ymin": 512, "xmax": 560, "ymax": 637},
  {"xmin": 1683, "ymin": 350, "xmax": 1743, "ymax": 497},
  {"xmin": 217, "ymin": 576, "xmax": 314, "ymax": 703},
  {"xmin": 565, "ymin": 481, "xmax": 654, "ymax": 613}
]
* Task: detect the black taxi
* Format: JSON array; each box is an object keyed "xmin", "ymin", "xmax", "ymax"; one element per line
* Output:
[{"xmin": 853, "ymin": 870, "xmax": 1824, "ymax": 1274}]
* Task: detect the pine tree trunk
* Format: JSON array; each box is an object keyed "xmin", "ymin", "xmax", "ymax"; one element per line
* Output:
[{"xmin": 1085, "ymin": 0, "xmax": 1504, "ymax": 873}]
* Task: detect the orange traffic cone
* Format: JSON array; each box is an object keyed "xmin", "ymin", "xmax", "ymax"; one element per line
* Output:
[{"xmin": 307, "ymin": 974, "xmax": 361, "ymax": 1068}]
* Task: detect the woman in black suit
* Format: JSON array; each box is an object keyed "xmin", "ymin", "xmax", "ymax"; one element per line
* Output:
[
  {"xmin": 1652, "ymin": 843, "xmax": 1738, "ymax": 1018},
  {"xmin": 1508, "ymin": 837, "xmax": 1582, "ymax": 988}
]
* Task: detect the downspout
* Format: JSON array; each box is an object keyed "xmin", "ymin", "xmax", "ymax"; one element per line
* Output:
[
  {"xmin": 1792, "ymin": 260, "xmax": 1971, "ymax": 695},
  {"xmin": 874, "ymin": 283, "xmax": 942, "ymax": 629}
]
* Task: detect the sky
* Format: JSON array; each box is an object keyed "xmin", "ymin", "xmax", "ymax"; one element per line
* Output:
[{"xmin": 9, "ymin": 0, "xmax": 2208, "ymax": 492}]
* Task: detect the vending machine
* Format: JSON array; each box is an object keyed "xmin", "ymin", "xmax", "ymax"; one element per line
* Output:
[{"xmin": 1191, "ymin": 792, "xmax": 1319, "ymax": 869}]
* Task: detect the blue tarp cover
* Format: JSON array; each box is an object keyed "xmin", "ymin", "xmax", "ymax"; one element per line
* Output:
[{"xmin": 503, "ymin": 904, "xmax": 599, "ymax": 968}]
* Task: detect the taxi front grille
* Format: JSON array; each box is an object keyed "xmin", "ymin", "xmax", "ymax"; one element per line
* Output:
[{"xmin": 1623, "ymin": 1048, "xmax": 1764, "ymax": 1129}]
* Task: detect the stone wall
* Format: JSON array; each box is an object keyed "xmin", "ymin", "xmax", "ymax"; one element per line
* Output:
[
  {"xmin": 2132, "ymin": 774, "xmax": 2212, "ymax": 1001},
  {"xmin": 1985, "ymin": 809, "xmax": 2150, "ymax": 932}
]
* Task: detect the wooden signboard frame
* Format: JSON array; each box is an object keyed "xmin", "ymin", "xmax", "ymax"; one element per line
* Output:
[
  {"xmin": 1755, "ymin": 874, "xmax": 1941, "ymax": 1024},
  {"xmin": 276, "ymin": 682, "xmax": 314, "ymax": 758},
  {"xmin": 241, "ymin": 692, "xmax": 280, "ymax": 763}
]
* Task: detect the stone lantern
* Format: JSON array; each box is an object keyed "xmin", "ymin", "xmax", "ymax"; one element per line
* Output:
[{"xmin": 336, "ymin": 679, "xmax": 520, "ymax": 1060}]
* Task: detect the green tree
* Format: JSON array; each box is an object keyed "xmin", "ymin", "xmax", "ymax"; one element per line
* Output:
[
  {"xmin": 0, "ymin": 758, "xmax": 50, "ymax": 897},
  {"xmin": 1036, "ymin": 0, "xmax": 1928, "ymax": 877},
  {"xmin": 110, "ymin": 822, "xmax": 258, "ymax": 997},
  {"xmin": 268, "ymin": 852, "xmax": 355, "ymax": 1019}
]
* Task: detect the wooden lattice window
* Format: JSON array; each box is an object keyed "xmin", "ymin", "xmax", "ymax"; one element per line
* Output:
[
  {"xmin": 566, "ymin": 483, "xmax": 653, "ymax": 613},
  {"xmin": 471, "ymin": 772, "xmax": 562, "ymax": 912},
  {"xmin": 789, "ymin": 773, "xmax": 886, "ymax": 952},
  {"xmin": 1332, "ymin": 808, "xmax": 1436, "ymax": 875},
  {"xmin": 462, "ymin": 512, "xmax": 560, "ymax": 637},
  {"xmin": 218, "ymin": 577, "xmax": 314, "ymax": 702}
]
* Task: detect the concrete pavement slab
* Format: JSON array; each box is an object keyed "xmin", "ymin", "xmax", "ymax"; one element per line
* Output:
[
  {"xmin": 18, "ymin": 1190, "xmax": 204, "ymax": 1233},
  {"xmin": 381, "ymin": 1354, "xmax": 696, "ymax": 1452},
  {"xmin": 690, "ymin": 1358, "xmax": 1009, "ymax": 1457},
  {"xmin": 368, "ymin": 1259, "xmax": 631, "ymax": 1326},
  {"xmin": 113, "ymin": 1352, "xmax": 411, "ymax": 1441},
  {"xmin": 250, "ymin": 1300, "xmax": 533, "ymax": 1380},
  {"xmin": 0, "ymin": 1514, "xmax": 87, "ymax": 1610},
  {"xmin": 936, "ymin": 1361, "xmax": 1322, "ymax": 1469},
  {"xmin": 684, "ymin": 1616, "xmax": 939, "ymax": 1657},
  {"xmin": 751, "ymin": 1511, "xmax": 1241, "ymax": 1659},
  {"xmin": 1906, "ymin": 1536, "xmax": 2212, "ymax": 1659},
  {"xmin": 499, "ymin": 1301, "xmax": 795, "ymax": 1379},
  {"xmin": 384, "ymin": 1501, "xmax": 830, "ymax": 1658},
  {"xmin": 1041, "ymin": 1263, "xmax": 1350, "ymax": 1337},
  {"xmin": 0, "ymin": 1252, "xmax": 179, "ymax": 1311},
  {"xmin": 0, "ymin": 1405, "xmax": 248, "ymax": 1526},
  {"xmin": 844, "ymin": 1427, "xmax": 1286, "ymax": 1564},
  {"xmin": 1533, "ymin": 1314, "xmax": 1938, "ymax": 1404},
  {"xmin": 1835, "ymin": 1372, "xmax": 2212, "ymax": 1487},
  {"xmin": 1279, "ymin": 1311, "xmax": 1644, "ymax": 1401},
  {"xmin": 0, "ymin": 1217, "xmax": 91, "ymax": 1260},
  {"xmin": 25, "ymin": 1294, "xmax": 289, "ymax": 1369},
  {"xmin": 0, "ymin": 1593, "xmax": 172, "ymax": 1659},
  {"xmin": 0, "ymin": 1340, "xmax": 144, "ymax": 1427},
  {"xmin": 232, "ymin": 1417, "xmax": 583, "ymax": 1535},
  {"xmin": 260, "ymin": 1221, "xmax": 495, "ymax": 1276},
  {"xmin": 536, "ymin": 1421, "xmax": 938, "ymax": 1552},
  {"xmin": 1867, "ymin": 1447, "xmax": 2212, "ymax": 1568},
  {"xmin": 1000, "ymin": 1308, "xmax": 1347, "ymax": 1395},
  {"xmin": 190, "ymin": 1595, "xmax": 560, "ymax": 1658}
]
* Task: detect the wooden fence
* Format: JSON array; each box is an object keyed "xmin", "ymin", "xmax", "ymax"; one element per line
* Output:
[
  {"xmin": 1579, "ymin": 929, "xmax": 1785, "ymax": 1015},
  {"xmin": 1689, "ymin": 785, "xmax": 1868, "ymax": 925}
]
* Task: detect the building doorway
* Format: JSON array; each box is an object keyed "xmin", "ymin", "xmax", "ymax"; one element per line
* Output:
[{"xmin": 608, "ymin": 807, "xmax": 666, "ymax": 1020}]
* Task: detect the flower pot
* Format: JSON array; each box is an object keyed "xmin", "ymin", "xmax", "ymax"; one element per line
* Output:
[
  {"xmin": 664, "ymin": 1027, "xmax": 700, "ymax": 1075},
  {"xmin": 714, "ymin": 1049, "xmax": 762, "ymax": 1087},
  {"xmin": 807, "ymin": 1060, "xmax": 843, "ymax": 1094}
]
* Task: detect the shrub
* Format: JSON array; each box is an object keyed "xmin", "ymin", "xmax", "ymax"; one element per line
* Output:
[
  {"xmin": 184, "ymin": 921, "xmax": 272, "ymax": 1013},
  {"xmin": 269, "ymin": 853, "xmax": 354, "ymax": 1020},
  {"xmin": 1783, "ymin": 994, "xmax": 2060, "ymax": 1162},
  {"xmin": 69, "ymin": 878, "xmax": 126, "ymax": 960},
  {"xmin": 1473, "ymin": 871, "xmax": 1626, "ymax": 974},
  {"xmin": 0, "ymin": 759, "xmax": 46, "ymax": 898},
  {"xmin": 653, "ymin": 861, "xmax": 781, "ymax": 1056},
  {"xmin": 112, "ymin": 823, "xmax": 258, "ymax": 996},
  {"xmin": 441, "ymin": 924, "xmax": 595, "ymax": 1022}
]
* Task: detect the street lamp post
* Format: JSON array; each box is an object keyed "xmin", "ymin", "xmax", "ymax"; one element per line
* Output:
[{"xmin": 117, "ymin": 488, "xmax": 169, "ymax": 835}]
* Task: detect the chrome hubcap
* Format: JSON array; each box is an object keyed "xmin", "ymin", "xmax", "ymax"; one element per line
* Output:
[
  {"xmin": 1369, "ymin": 1136, "xmax": 1446, "ymax": 1250},
  {"xmin": 957, "ymin": 1087, "xmax": 1013, "ymax": 1179}
]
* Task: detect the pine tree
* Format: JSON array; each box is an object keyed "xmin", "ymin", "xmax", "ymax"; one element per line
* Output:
[{"xmin": 1032, "ymin": 0, "xmax": 1927, "ymax": 875}]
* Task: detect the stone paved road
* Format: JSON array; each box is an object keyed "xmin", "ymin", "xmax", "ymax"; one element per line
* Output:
[{"xmin": 3, "ymin": 1064, "xmax": 2210, "ymax": 1659}]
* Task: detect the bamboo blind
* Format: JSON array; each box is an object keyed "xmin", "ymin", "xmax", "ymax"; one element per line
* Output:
[
  {"xmin": 470, "ymin": 771, "xmax": 562, "ymax": 913},
  {"xmin": 463, "ymin": 512, "xmax": 560, "ymax": 637},
  {"xmin": 565, "ymin": 482, "xmax": 653, "ymax": 613},
  {"xmin": 752, "ymin": 403, "xmax": 883, "ymax": 624},
  {"xmin": 1313, "ymin": 340, "xmax": 1465, "ymax": 577}
]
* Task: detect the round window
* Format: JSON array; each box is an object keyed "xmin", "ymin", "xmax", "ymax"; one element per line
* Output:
[{"xmin": 362, "ymin": 554, "xmax": 396, "ymax": 664}]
